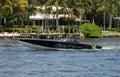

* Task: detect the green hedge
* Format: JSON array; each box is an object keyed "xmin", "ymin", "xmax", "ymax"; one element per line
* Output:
[
  {"xmin": 80, "ymin": 23, "xmax": 101, "ymax": 38},
  {"xmin": 3, "ymin": 28, "xmax": 27, "ymax": 33},
  {"xmin": 0, "ymin": 26, "xmax": 40, "ymax": 33}
]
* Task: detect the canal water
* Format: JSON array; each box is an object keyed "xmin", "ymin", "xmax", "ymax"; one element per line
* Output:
[{"xmin": 0, "ymin": 38, "xmax": 120, "ymax": 77}]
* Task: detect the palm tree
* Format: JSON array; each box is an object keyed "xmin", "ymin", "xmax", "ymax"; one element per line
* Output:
[
  {"xmin": 27, "ymin": 0, "xmax": 41, "ymax": 26},
  {"xmin": 1, "ymin": 0, "xmax": 12, "ymax": 27},
  {"xmin": 98, "ymin": 0, "xmax": 109, "ymax": 31},
  {"xmin": 67, "ymin": 0, "xmax": 90, "ymax": 25},
  {"xmin": 112, "ymin": 3, "xmax": 120, "ymax": 29},
  {"xmin": 87, "ymin": 0, "xmax": 101, "ymax": 24},
  {"xmin": 45, "ymin": 0, "xmax": 58, "ymax": 28},
  {"xmin": 66, "ymin": 0, "xmax": 99, "ymax": 24},
  {"xmin": 16, "ymin": 0, "xmax": 28, "ymax": 27},
  {"xmin": 1, "ymin": 0, "xmax": 28, "ymax": 27},
  {"xmin": 0, "ymin": 0, "xmax": 8, "ymax": 27},
  {"xmin": 45, "ymin": 0, "xmax": 67, "ymax": 28},
  {"xmin": 105, "ymin": 0, "xmax": 120, "ymax": 29},
  {"xmin": 0, "ymin": 1, "xmax": 2, "ymax": 26}
]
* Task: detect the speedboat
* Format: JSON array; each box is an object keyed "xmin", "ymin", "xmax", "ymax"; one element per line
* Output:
[{"xmin": 19, "ymin": 38, "xmax": 102, "ymax": 50}]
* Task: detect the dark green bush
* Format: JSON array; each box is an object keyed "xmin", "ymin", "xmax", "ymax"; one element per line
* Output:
[
  {"xmin": 59, "ymin": 17, "xmax": 74, "ymax": 25},
  {"xmin": 80, "ymin": 23, "xmax": 101, "ymax": 38},
  {"xmin": 4, "ymin": 28, "xmax": 13, "ymax": 32},
  {"xmin": 0, "ymin": 28, "xmax": 5, "ymax": 32}
]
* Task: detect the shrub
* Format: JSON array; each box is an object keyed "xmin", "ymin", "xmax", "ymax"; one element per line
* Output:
[
  {"xmin": 59, "ymin": 17, "xmax": 74, "ymax": 25},
  {"xmin": 4, "ymin": 28, "xmax": 27, "ymax": 33},
  {"xmin": 0, "ymin": 28, "xmax": 4, "ymax": 32},
  {"xmin": 108, "ymin": 28, "xmax": 120, "ymax": 32},
  {"xmin": 80, "ymin": 23, "xmax": 101, "ymax": 38}
]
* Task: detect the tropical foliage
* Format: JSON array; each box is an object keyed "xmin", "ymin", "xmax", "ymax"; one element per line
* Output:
[
  {"xmin": 0, "ymin": 0, "xmax": 120, "ymax": 30},
  {"xmin": 0, "ymin": 0, "xmax": 37, "ymax": 27},
  {"xmin": 80, "ymin": 23, "xmax": 101, "ymax": 38}
]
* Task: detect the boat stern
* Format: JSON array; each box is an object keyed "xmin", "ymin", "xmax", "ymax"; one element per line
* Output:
[{"xmin": 92, "ymin": 45, "xmax": 102, "ymax": 49}]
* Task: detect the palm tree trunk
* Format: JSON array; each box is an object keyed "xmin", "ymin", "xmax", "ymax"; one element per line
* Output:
[
  {"xmin": 92, "ymin": 18, "xmax": 95, "ymax": 24},
  {"xmin": 108, "ymin": 7, "xmax": 112, "ymax": 29},
  {"xmin": 4, "ymin": 17, "xmax": 6, "ymax": 27},
  {"xmin": 0, "ymin": 9, "xmax": 1, "ymax": 27},
  {"xmin": 56, "ymin": 0, "xmax": 59, "ymax": 29},
  {"xmin": 92, "ymin": 13, "xmax": 95, "ymax": 24},
  {"xmin": 103, "ymin": 12, "xmax": 106, "ymax": 31},
  {"xmin": 44, "ymin": 6, "xmax": 47, "ymax": 27},
  {"xmin": 0, "ymin": 19, "xmax": 1, "ymax": 26},
  {"xmin": 12, "ymin": 15, "xmax": 15, "ymax": 32},
  {"xmin": 21, "ymin": 15, "xmax": 24, "ymax": 27},
  {"xmin": 79, "ymin": 15, "xmax": 82, "ymax": 26},
  {"xmin": 117, "ymin": 19, "xmax": 120, "ymax": 30},
  {"xmin": 0, "ymin": 15, "xmax": 1, "ymax": 27},
  {"xmin": 79, "ymin": 9, "xmax": 82, "ymax": 26},
  {"xmin": 27, "ymin": 13, "xmax": 30, "ymax": 26}
]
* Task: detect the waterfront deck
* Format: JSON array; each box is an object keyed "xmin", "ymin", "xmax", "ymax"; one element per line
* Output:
[
  {"xmin": 21, "ymin": 32, "xmax": 84, "ymax": 39},
  {"xmin": 0, "ymin": 32, "xmax": 84, "ymax": 39},
  {"xmin": 0, "ymin": 31, "xmax": 120, "ymax": 39}
]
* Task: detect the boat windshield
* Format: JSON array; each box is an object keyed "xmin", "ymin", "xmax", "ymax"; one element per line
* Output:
[{"xmin": 60, "ymin": 38, "xmax": 80, "ymax": 43}]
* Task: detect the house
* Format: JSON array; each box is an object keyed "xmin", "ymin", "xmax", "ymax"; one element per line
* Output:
[
  {"xmin": 114, "ymin": 16, "xmax": 120, "ymax": 20},
  {"xmin": 29, "ymin": 6, "xmax": 89, "ymax": 26}
]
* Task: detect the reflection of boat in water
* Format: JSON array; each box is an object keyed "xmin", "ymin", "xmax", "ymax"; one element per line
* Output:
[{"xmin": 19, "ymin": 38, "xmax": 102, "ymax": 50}]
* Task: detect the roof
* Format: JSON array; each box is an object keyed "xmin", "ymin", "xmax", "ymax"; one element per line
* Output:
[
  {"xmin": 114, "ymin": 17, "xmax": 120, "ymax": 20},
  {"xmin": 29, "ymin": 13, "xmax": 70, "ymax": 20}
]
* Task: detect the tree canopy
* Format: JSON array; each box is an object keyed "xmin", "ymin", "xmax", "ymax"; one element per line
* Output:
[{"xmin": 0, "ymin": 0, "xmax": 120, "ymax": 30}]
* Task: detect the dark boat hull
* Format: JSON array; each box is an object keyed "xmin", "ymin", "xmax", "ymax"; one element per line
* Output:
[{"xmin": 19, "ymin": 38, "xmax": 102, "ymax": 50}]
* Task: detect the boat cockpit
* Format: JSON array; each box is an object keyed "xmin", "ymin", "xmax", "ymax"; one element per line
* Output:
[{"xmin": 60, "ymin": 38, "xmax": 80, "ymax": 44}]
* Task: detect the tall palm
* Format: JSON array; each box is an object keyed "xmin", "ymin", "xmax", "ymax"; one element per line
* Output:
[
  {"xmin": 1, "ymin": 0, "xmax": 6, "ymax": 26},
  {"xmin": 0, "ymin": 1, "xmax": 2, "ymax": 26},
  {"xmin": 27, "ymin": 0, "xmax": 41, "ymax": 26},
  {"xmin": 45, "ymin": 0, "xmax": 67, "ymax": 28},
  {"xmin": 45, "ymin": 0, "xmax": 58, "ymax": 28},
  {"xmin": 67, "ymin": 0, "xmax": 90, "ymax": 25},
  {"xmin": 86, "ymin": 0, "xmax": 100, "ymax": 24},
  {"xmin": 2, "ymin": 0, "xmax": 28, "ymax": 27},
  {"xmin": 98, "ymin": 0, "xmax": 109, "ymax": 30},
  {"xmin": 105, "ymin": 0, "xmax": 120, "ymax": 29},
  {"xmin": 16, "ymin": 0, "xmax": 28, "ymax": 27},
  {"xmin": 1, "ymin": 0, "xmax": 12, "ymax": 27},
  {"xmin": 112, "ymin": 2, "xmax": 120, "ymax": 29}
]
